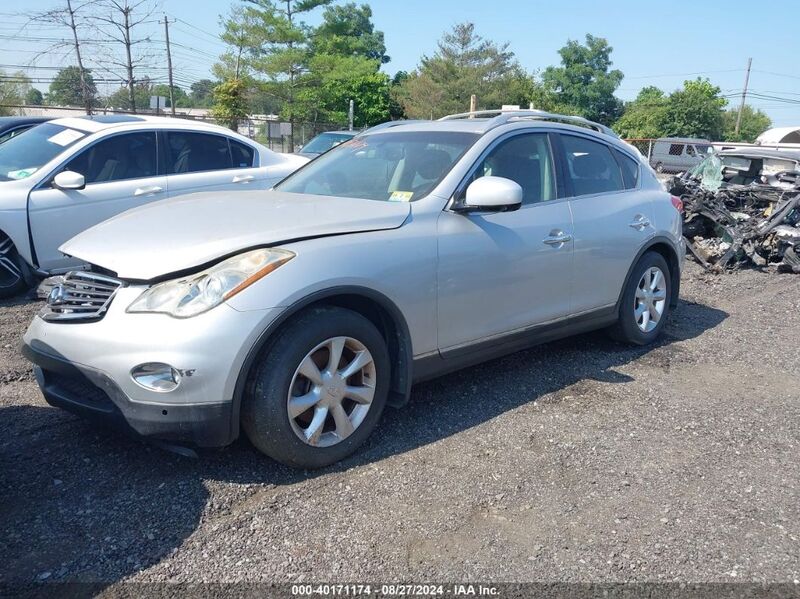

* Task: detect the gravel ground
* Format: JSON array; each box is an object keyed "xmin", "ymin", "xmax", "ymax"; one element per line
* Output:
[{"xmin": 1, "ymin": 262, "xmax": 799, "ymax": 590}]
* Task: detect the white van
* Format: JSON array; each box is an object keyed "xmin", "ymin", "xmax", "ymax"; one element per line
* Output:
[{"xmin": 649, "ymin": 137, "xmax": 712, "ymax": 174}]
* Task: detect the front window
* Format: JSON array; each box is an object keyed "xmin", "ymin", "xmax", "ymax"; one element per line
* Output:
[
  {"xmin": 302, "ymin": 132, "xmax": 354, "ymax": 154},
  {"xmin": 0, "ymin": 123, "xmax": 87, "ymax": 182},
  {"xmin": 276, "ymin": 131, "xmax": 479, "ymax": 201}
]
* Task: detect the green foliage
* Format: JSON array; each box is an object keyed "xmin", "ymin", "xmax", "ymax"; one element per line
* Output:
[
  {"xmin": 613, "ymin": 86, "xmax": 669, "ymax": 139},
  {"xmin": 0, "ymin": 71, "xmax": 31, "ymax": 115},
  {"xmin": 211, "ymin": 78, "xmax": 250, "ymax": 129},
  {"xmin": 190, "ymin": 79, "xmax": 217, "ymax": 107},
  {"xmin": 310, "ymin": 3, "xmax": 389, "ymax": 63},
  {"xmin": 394, "ymin": 22, "xmax": 538, "ymax": 119},
  {"xmin": 661, "ymin": 78, "xmax": 726, "ymax": 140},
  {"xmin": 541, "ymin": 34, "xmax": 623, "ymax": 126},
  {"xmin": 106, "ymin": 80, "xmax": 152, "ymax": 110},
  {"xmin": 152, "ymin": 84, "xmax": 190, "ymax": 108},
  {"xmin": 297, "ymin": 55, "xmax": 389, "ymax": 126},
  {"xmin": 46, "ymin": 66, "xmax": 97, "ymax": 107},
  {"xmin": 25, "ymin": 88, "xmax": 44, "ymax": 106},
  {"xmin": 722, "ymin": 105, "xmax": 771, "ymax": 143}
]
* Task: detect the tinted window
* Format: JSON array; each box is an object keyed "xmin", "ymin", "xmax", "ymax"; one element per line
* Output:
[
  {"xmin": 230, "ymin": 140, "xmax": 255, "ymax": 168},
  {"xmin": 0, "ymin": 123, "xmax": 87, "ymax": 182},
  {"xmin": 668, "ymin": 143, "xmax": 684, "ymax": 156},
  {"xmin": 463, "ymin": 133, "xmax": 555, "ymax": 204},
  {"xmin": 561, "ymin": 135, "xmax": 624, "ymax": 196},
  {"xmin": 0, "ymin": 125, "xmax": 33, "ymax": 145},
  {"xmin": 166, "ymin": 132, "xmax": 232, "ymax": 174},
  {"xmin": 65, "ymin": 132, "xmax": 156, "ymax": 184},
  {"xmin": 613, "ymin": 149, "xmax": 640, "ymax": 189},
  {"xmin": 277, "ymin": 131, "xmax": 478, "ymax": 202}
]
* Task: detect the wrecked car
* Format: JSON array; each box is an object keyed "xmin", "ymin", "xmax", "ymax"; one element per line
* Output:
[{"xmin": 670, "ymin": 149, "xmax": 800, "ymax": 273}]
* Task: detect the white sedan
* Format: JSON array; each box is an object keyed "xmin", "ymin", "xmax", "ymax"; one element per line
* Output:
[{"xmin": 0, "ymin": 114, "xmax": 307, "ymax": 297}]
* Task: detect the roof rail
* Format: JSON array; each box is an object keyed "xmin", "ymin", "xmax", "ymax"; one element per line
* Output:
[{"xmin": 438, "ymin": 109, "xmax": 618, "ymax": 139}]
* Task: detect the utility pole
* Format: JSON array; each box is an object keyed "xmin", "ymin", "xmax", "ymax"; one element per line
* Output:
[
  {"xmin": 734, "ymin": 57, "xmax": 752, "ymax": 138},
  {"xmin": 348, "ymin": 99, "xmax": 354, "ymax": 131},
  {"xmin": 161, "ymin": 14, "xmax": 176, "ymax": 116},
  {"xmin": 66, "ymin": 0, "xmax": 92, "ymax": 115}
]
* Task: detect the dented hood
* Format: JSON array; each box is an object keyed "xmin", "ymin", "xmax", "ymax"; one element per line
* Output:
[{"xmin": 60, "ymin": 189, "xmax": 410, "ymax": 280}]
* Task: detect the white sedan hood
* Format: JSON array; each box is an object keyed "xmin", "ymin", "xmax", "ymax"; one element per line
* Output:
[{"xmin": 61, "ymin": 190, "xmax": 410, "ymax": 280}]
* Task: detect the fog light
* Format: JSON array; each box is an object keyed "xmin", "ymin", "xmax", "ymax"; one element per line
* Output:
[{"xmin": 131, "ymin": 363, "xmax": 182, "ymax": 392}]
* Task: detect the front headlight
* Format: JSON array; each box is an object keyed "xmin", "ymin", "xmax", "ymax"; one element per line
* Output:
[{"xmin": 127, "ymin": 248, "xmax": 294, "ymax": 318}]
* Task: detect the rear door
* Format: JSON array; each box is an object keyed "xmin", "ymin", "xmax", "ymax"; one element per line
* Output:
[
  {"xmin": 556, "ymin": 132, "xmax": 652, "ymax": 314},
  {"xmin": 437, "ymin": 131, "xmax": 574, "ymax": 351},
  {"xmin": 162, "ymin": 131, "xmax": 263, "ymax": 198},
  {"xmin": 28, "ymin": 130, "xmax": 165, "ymax": 271}
]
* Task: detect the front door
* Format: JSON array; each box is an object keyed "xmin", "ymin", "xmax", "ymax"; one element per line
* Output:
[
  {"xmin": 437, "ymin": 132, "xmax": 574, "ymax": 351},
  {"xmin": 28, "ymin": 131, "xmax": 165, "ymax": 271}
]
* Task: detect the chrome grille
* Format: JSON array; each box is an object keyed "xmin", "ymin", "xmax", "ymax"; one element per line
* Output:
[{"xmin": 40, "ymin": 271, "xmax": 124, "ymax": 322}]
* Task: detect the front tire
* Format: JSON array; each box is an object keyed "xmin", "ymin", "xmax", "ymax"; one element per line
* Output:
[
  {"xmin": 0, "ymin": 234, "xmax": 28, "ymax": 299},
  {"xmin": 241, "ymin": 306, "xmax": 390, "ymax": 468},
  {"xmin": 608, "ymin": 251, "xmax": 672, "ymax": 345}
]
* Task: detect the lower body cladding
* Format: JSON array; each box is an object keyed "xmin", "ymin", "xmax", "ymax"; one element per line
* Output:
[{"xmin": 22, "ymin": 288, "xmax": 282, "ymax": 447}]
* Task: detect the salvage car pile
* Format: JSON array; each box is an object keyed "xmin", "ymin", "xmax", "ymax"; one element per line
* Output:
[{"xmin": 668, "ymin": 149, "xmax": 800, "ymax": 273}]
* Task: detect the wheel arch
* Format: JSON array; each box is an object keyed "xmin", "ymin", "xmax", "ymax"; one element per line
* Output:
[
  {"xmin": 229, "ymin": 286, "xmax": 414, "ymax": 442},
  {"xmin": 616, "ymin": 237, "xmax": 681, "ymax": 312}
]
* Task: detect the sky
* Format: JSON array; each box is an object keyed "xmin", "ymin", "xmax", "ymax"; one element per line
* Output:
[{"xmin": 2, "ymin": 0, "xmax": 799, "ymax": 126}]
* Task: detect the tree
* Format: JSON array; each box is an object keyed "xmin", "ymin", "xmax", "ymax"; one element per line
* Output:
[
  {"xmin": 541, "ymin": 34, "xmax": 624, "ymax": 125},
  {"xmin": 0, "ymin": 71, "xmax": 31, "ymax": 115},
  {"xmin": 310, "ymin": 3, "xmax": 389, "ymax": 63},
  {"xmin": 211, "ymin": 78, "xmax": 250, "ymax": 130},
  {"xmin": 723, "ymin": 105, "xmax": 771, "ymax": 143},
  {"xmin": 662, "ymin": 78, "xmax": 726, "ymax": 140},
  {"xmin": 394, "ymin": 22, "xmax": 537, "ymax": 119},
  {"xmin": 218, "ymin": 0, "xmax": 333, "ymax": 145},
  {"xmin": 47, "ymin": 66, "xmax": 97, "ymax": 107},
  {"xmin": 25, "ymin": 88, "xmax": 44, "ymax": 106},
  {"xmin": 214, "ymin": 5, "xmax": 259, "ymax": 81},
  {"xmin": 152, "ymin": 84, "xmax": 189, "ymax": 108},
  {"xmin": 613, "ymin": 86, "xmax": 669, "ymax": 138},
  {"xmin": 27, "ymin": 0, "xmax": 96, "ymax": 114},
  {"xmin": 105, "ymin": 76, "xmax": 153, "ymax": 110},
  {"xmin": 189, "ymin": 79, "xmax": 217, "ymax": 107},
  {"xmin": 93, "ymin": 0, "xmax": 158, "ymax": 113}
]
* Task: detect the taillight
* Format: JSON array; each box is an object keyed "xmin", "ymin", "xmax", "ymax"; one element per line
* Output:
[{"xmin": 671, "ymin": 195, "xmax": 684, "ymax": 213}]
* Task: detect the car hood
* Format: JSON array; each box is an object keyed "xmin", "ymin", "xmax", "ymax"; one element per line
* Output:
[{"xmin": 61, "ymin": 190, "xmax": 411, "ymax": 280}]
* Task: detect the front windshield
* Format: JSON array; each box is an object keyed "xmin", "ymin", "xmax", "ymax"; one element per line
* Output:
[
  {"xmin": 302, "ymin": 132, "xmax": 354, "ymax": 154},
  {"xmin": 277, "ymin": 131, "xmax": 479, "ymax": 201},
  {"xmin": 0, "ymin": 123, "xmax": 87, "ymax": 182}
]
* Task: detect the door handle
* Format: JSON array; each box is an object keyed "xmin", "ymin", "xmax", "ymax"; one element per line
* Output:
[
  {"xmin": 134, "ymin": 185, "xmax": 163, "ymax": 197},
  {"xmin": 232, "ymin": 174, "xmax": 255, "ymax": 184},
  {"xmin": 543, "ymin": 231, "xmax": 573, "ymax": 246},
  {"xmin": 629, "ymin": 215, "xmax": 651, "ymax": 230}
]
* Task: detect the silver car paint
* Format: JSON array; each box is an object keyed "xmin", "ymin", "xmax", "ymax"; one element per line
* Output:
[
  {"xmin": 24, "ymin": 120, "xmax": 683, "ymax": 416},
  {"xmin": 61, "ymin": 190, "xmax": 411, "ymax": 280}
]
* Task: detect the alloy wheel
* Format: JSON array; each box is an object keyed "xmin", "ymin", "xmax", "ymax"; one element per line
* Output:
[
  {"xmin": 287, "ymin": 336, "xmax": 376, "ymax": 448},
  {"xmin": 0, "ymin": 237, "xmax": 23, "ymax": 290},
  {"xmin": 634, "ymin": 266, "xmax": 667, "ymax": 333}
]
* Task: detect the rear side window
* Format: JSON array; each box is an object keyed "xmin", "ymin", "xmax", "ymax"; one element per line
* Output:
[
  {"xmin": 166, "ymin": 132, "xmax": 233, "ymax": 174},
  {"xmin": 561, "ymin": 135, "xmax": 624, "ymax": 197},
  {"xmin": 65, "ymin": 132, "xmax": 157, "ymax": 184},
  {"xmin": 230, "ymin": 140, "xmax": 256, "ymax": 168},
  {"xmin": 613, "ymin": 149, "xmax": 640, "ymax": 189},
  {"xmin": 668, "ymin": 143, "xmax": 684, "ymax": 156}
]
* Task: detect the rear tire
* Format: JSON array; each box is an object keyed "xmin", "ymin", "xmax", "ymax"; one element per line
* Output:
[
  {"xmin": 241, "ymin": 306, "xmax": 390, "ymax": 469},
  {"xmin": 0, "ymin": 234, "xmax": 28, "ymax": 299},
  {"xmin": 608, "ymin": 251, "xmax": 672, "ymax": 346}
]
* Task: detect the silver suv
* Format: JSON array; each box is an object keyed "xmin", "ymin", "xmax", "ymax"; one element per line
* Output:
[{"xmin": 23, "ymin": 110, "xmax": 685, "ymax": 469}]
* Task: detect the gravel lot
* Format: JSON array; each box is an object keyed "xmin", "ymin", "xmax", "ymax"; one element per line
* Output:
[{"xmin": 1, "ymin": 262, "xmax": 799, "ymax": 590}]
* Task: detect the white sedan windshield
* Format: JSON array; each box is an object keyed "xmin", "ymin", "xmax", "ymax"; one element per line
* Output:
[
  {"xmin": 277, "ymin": 131, "xmax": 479, "ymax": 201},
  {"xmin": 0, "ymin": 123, "xmax": 87, "ymax": 182}
]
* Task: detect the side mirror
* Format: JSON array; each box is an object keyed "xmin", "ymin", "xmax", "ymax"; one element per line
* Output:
[
  {"xmin": 53, "ymin": 170, "xmax": 85, "ymax": 191},
  {"xmin": 457, "ymin": 176, "xmax": 523, "ymax": 212}
]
